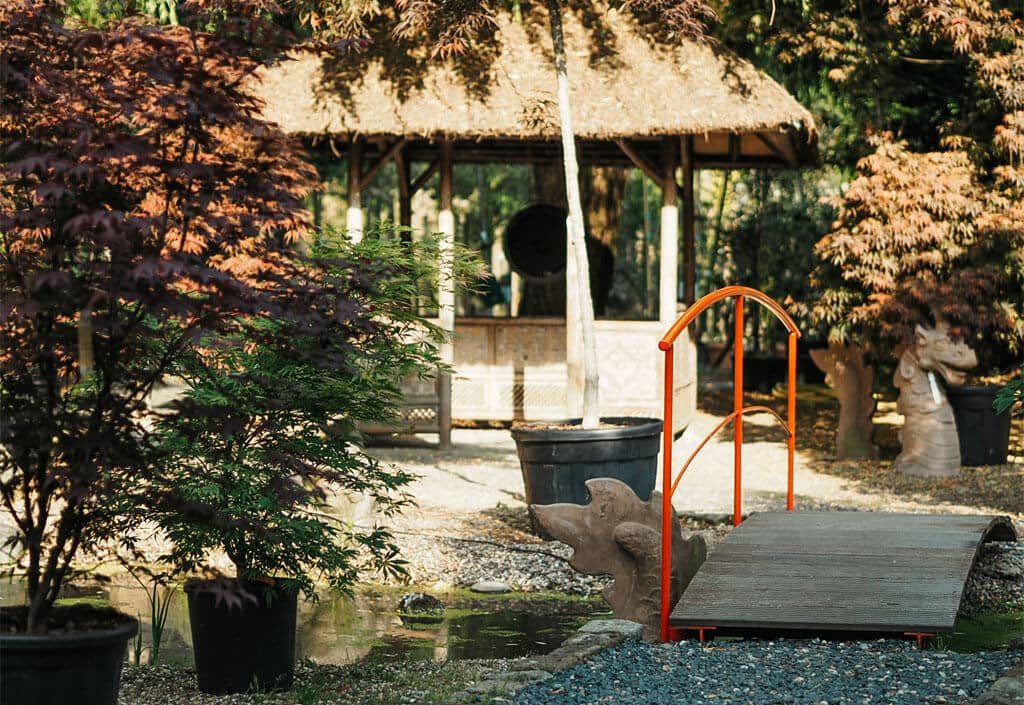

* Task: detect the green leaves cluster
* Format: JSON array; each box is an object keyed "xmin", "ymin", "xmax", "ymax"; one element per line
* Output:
[{"xmin": 152, "ymin": 231, "xmax": 481, "ymax": 596}]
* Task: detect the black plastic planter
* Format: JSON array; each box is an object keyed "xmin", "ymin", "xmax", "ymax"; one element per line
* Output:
[
  {"xmin": 511, "ymin": 417, "xmax": 661, "ymax": 537},
  {"xmin": 742, "ymin": 356, "xmax": 789, "ymax": 392},
  {"xmin": 947, "ymin": 384, "xmax": 1013, "ymax": 466},
  {"xmin": 185, "ymin": 579, "xmax": 298, "ymax": 694},
  {"xmin": 0, "ymin": 606, "xmax": 137, "ymax": 705}
]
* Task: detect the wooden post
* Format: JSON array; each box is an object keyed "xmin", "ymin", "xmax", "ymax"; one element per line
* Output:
[
  {"xmin": 682, "ymin": 136, "xmax": 696, "ymax": 306},
  {"xmin": 659, "ymin": 137, "xmax": 679, "ymax": 326},
  {"xmin": 396, "ymin": 146, "xmax": 412, "ymax": 239},
  {"xmin": 346, "ymin": 137, "xmax": 364, "ymax": 242},
  {"xmin": 437, "ymin": 140, "xmax": 455, "ymax": 449}
]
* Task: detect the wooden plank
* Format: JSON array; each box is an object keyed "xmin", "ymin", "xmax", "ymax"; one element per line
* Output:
[
  {"xmin": 670, "ymin": 511, "xmax": 1010, "ymax": 637},
  {"xmin": 699, "ymin": 553, "xmax": 973, "ymax": 580}
]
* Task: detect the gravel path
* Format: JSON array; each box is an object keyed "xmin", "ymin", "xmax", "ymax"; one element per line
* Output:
[
  {"xmin": 511, "ymin": 639, "xmax": 1016, "ymax": 705},
  {"xmin": 388, "ymin": 506, "xmax": 1022, "ymax": 620}
]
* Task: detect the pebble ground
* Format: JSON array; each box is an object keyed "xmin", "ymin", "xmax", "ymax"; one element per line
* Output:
[{"xmin": 511, "ymin": 639, "xmax": 1016, "ymax": 705}]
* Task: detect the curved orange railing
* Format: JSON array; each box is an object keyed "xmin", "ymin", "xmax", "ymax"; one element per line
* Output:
[{"xmin": 659, "ymin": 285, "xmax": 800, "ymax": 642}]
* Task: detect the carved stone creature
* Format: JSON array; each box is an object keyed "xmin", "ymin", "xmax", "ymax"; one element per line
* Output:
[
  {"xmin": 894, "ymin": 324, "xmax": 977, "ymax": 477},
  {"xmin": 531, "ymin": 478, "xmax": 706, "ymax": 640},
  {"xmin": 810, "ymin": 342, "xmax": 878, "ymax": 460}
]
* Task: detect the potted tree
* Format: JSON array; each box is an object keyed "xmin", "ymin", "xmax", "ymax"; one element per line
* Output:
[
  {"xmin": 152, "ymin": 232, "xmax": 473, "ymax": 694},
  {"xmin": 360, "ymin": 1, "xmax": 714, "ymax": 524},
  {"xmin": 0, "ymin": 4, "xmax": 318, "ymax": 703},
  {"xmin": 809, "ymin": 139, "xmax": 1023, "ymax": 469}
]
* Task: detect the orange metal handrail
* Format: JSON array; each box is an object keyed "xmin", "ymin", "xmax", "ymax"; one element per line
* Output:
[{"xmin": 659, "ymin": 286, "xmax": 799, "ymax": 643}]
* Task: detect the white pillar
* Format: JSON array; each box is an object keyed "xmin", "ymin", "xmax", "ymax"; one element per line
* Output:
[
  {"xmin": 437, "ymin": 140, "xmax": 455, "ymax": 449},
  {"xmin": 659, "ymin": 138, "xmax": 679, "ymax": 326},
  {"xmin": 347, "ymin": 138, "xmax": 364, "ymax": 242}
]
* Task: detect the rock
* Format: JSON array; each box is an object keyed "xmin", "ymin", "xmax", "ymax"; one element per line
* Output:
[
  {"xmin": 398, "ymin": 591, "xmax": 444, "ymax": 613},
  {"xmin": 973, "ymin": 661, "xmax": 1024, "ymax": 705},
  {"xmin": 469, "ymin": 580, "xmax": 511, "ymax": 594},
  {"xmin": 464, "ymin": 670, "xmax": 552, "ymax": 694},
  {"xmin": 577, "ymin": 619, "xmax": 643, "ymax": 640}
]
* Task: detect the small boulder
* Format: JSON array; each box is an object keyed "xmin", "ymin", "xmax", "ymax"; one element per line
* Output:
[
  {"xmin": 469, "ymin": 580, "xmax": 511, "ymax": 594},
  {"xmin": 398, "ymin": 592, "xmax": 444, "ymax": 613}
]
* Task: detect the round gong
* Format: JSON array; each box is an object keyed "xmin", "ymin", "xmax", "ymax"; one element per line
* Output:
[{"xmin": 503, "ymin": 203, "xmax": 568, "ymax": 280}]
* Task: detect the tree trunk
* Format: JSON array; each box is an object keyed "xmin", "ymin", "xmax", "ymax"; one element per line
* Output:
[
  {"xmin": 582, "ymin": 166, "xmax": 626, "ymax": 250},
  {"xmin": 546, "ymin": 0, "xmax": 599, "ymax": 428}
]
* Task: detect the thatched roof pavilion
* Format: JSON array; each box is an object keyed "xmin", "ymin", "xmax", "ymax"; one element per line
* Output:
[
  {"xmin": 255, "ymin": 8, "xmax": 818, "ymax": 445},
  {"xmin": 256, "ymin": 11, "xmax": 817, "ymax": 170}
]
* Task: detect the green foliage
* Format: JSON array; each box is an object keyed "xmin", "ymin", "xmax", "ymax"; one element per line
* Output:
[
  {"xmin": 128, "ymin": 571, "xmax": 174, "ymax": 666},
  {"xmin": 994, "ymin": 371, "xmax": 1023, "ymax": 415},
  {"xmin": 712, "ymin": 171, "xmax": 836, "ymax": 350},
  {"xmin": 153, "ymin": 231, "xmax": 482, "ymax": 596}
]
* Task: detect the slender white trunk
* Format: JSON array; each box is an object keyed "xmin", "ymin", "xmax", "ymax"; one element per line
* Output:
[{"xmin": 546, "ymin": 0, "xmax": 599, "ymax": 428}]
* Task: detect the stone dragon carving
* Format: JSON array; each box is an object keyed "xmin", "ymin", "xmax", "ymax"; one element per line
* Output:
[
  {"xmin": 894, "ymin": 323, "xmax": 977, "ymax": 477},
  {"xmin": 810, "ymin": 342, "xmax": 878, "ymax": 460},
  {"xmin": 530, "ymin": 478, "xmax": 706, "ymax": 639}
]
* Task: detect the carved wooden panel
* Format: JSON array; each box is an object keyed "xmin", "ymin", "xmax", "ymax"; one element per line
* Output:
[{"xmin": 399, "ymin": 318, "xmax": 696, "ymax": 426}]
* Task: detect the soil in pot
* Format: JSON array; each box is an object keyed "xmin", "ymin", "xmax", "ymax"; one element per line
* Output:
[
  {"xmin": 0, "ymin": 604, "xmax": 137, "ymax": 705},
  {"xmin": 511, "ymin": 417, "xmax": 661, "ymax": 538},
  {"xmin": 185, "ymin": 578, "xmax": 298, "ymax": 694}
]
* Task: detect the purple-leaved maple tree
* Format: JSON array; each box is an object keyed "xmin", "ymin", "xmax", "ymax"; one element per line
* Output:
[{"xmin": 0, "ymin": 0, "xmax": 322, "ymax": 632}]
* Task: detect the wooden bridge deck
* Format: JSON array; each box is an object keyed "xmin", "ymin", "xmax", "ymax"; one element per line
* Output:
[{"xmin": 670, "ymin": 511, "xmax": 1016, "ymax": 635}]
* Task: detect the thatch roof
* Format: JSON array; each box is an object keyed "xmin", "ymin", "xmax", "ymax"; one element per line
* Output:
[{"xmin": 255, "ymin": 9, "xmax": 817, "ymax": 168}]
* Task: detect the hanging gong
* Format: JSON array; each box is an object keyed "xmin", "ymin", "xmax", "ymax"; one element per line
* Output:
[{"xmin": 503, "ymin": 203, "xmax": 568, "ymax": 280}]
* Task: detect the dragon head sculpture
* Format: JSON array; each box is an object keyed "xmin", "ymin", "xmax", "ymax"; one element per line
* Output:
[{"xmin": 900, "ymin": 323, "xmax": 977, "ymax": 386}]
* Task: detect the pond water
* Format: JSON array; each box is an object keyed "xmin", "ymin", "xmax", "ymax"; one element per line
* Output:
[
  {"xmin": 0, "ymin": 580, "xmax": 606, "ymax": 667},
  {"xmin": 2, "ymin": 581, "xmax": 1017, "ymax": 664}
]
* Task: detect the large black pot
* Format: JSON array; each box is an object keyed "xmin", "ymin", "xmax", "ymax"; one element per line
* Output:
[
  {"xmin": 0, "ymin": 605, "xmax": 137, "ymax": 705},
  {"xmin": 947, "ymin": 384, "xmax": 1013, "ymax": 466},
  {"xmin": 741, "ymin": 356, "xmax": 789, "ymax": 393},
  {"xmin": 511, "ymin": 417, "xmax": 661, "ymax": 537},
  {"xmin": 185, "ymin": 579, "xmax": 298, "ymax": 694}
]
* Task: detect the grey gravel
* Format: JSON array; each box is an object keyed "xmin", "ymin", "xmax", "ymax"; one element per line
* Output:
[
  {"xmin": 396, "ymin": 532, "xmax": 611, "ymax": 595},
  {"xmin": 396, "ymin": 519, "xmax": 1021, "ymax": 621},
  {"xmin": 510, "ymin": 638, "xmax": 1015, "ymax": 705},
  {"xmin": 962, "ymin": 541, "xmax": 1024, "ymax": 616}
]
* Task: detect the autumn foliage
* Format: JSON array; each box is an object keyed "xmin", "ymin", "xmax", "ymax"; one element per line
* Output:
[
  {"xmin": 0, "ymin": 1, "xmax": 320, "ymax": 631},
  {"xmin": 807, "ymin": 0, "xmax": 1024, "ymax": 366}
]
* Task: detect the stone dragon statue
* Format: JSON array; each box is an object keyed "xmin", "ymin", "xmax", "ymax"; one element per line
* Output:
[
  {"xmin": 894, "ymin": 323, "xmax": 977, "ymax": 477},
  {"xmin": 530, "ymin": 478, "xmax": 706, "ymax": 639}
]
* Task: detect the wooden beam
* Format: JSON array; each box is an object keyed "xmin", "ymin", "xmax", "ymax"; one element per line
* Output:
[
  {"xmin": 358, "ymin": 138, "xmax": 408, "ymax": 189},
  {"xmin": 681, "ymin": 136, "xmax": 696, "ymax": 306},
  {"xmin": 410, "ymin": 157, "xmax": 440, "ymax": 195},
  {"xmin": 729, "ymin": 133, "xmax": 741, "ymax": 163},
  {"xmin": 754, "ymin": 132, "xmax": 798, "ymax": 168},
  {"xmin": 615, "ymin": 139, "xmax": 662, "ymax": 184},
  {"xmin": 437, "ymin": 140, "xmax": 455, "ymax": 449}
]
